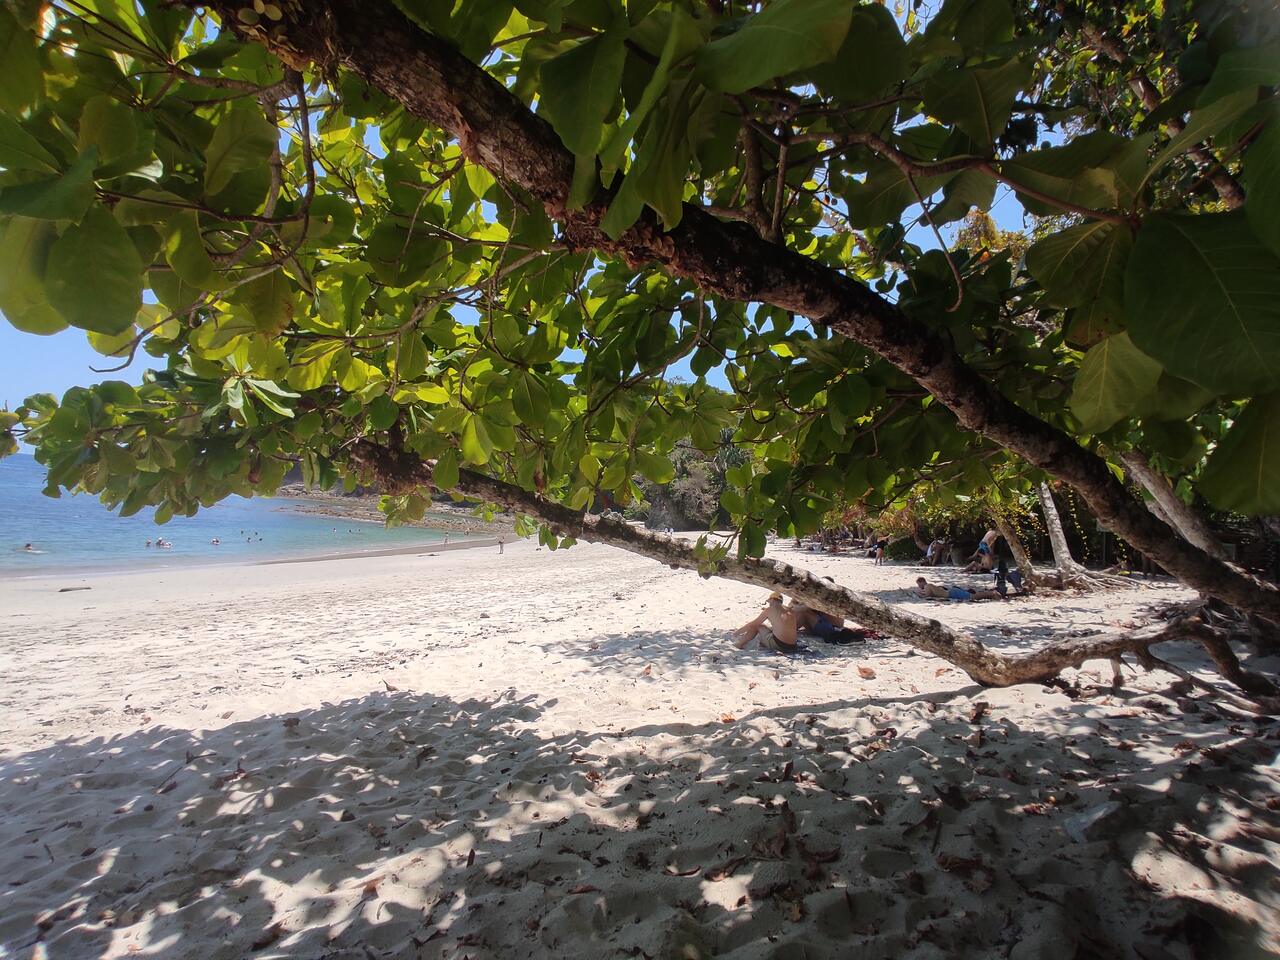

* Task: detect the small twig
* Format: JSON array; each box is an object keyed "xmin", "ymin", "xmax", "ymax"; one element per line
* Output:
[{"xmin": 769, "ymin": 122, "xmax": 789, "ymax": 243}]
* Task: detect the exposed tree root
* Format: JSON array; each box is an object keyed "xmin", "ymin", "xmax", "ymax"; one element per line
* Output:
[
  {"xmin": 349, "ymin": 441, "xmax": 1257, "ymax": 694},
  {"xmin": 1136, "ymin": 646, "xmax": 1280, "ymax": 716},
  {"xmin": 1198, "ymin": 629, "xmax": 1279, "ymax": 700}
]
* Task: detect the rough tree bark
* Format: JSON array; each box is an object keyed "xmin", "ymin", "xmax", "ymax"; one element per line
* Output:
[
  {"xmin": 350, "ymin": 441, "xmax": 1214, "ymax": 689},
  {"xmin": 187, "ymin": 0, "xmax": 1280, "ymax": 624},
  {"xmin": 1119, "ymin": 450, "xmax": 1227, "ymax": 561}
]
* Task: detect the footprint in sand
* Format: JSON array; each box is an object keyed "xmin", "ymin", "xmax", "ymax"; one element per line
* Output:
[{"xmin": 861, "ymin": 847, "xmax": 914, "ymax": 878}]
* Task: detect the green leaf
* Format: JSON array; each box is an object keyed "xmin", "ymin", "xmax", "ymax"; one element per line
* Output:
[
  {"xmin": 87, "ymin": 325, "xmax": 136, "ymax": 356},
  {"xmin": 0, "ymin": 6, "xmax": 43, "ymax": 114},
  {"xmin": 539, "ymin": 30, "xmax": 627, "ymax": 156},
  {"xmin": 635, "ymin": 448, "xmax": 674, "ymax": 484},
  {"xmin": 809, "ymin": 5, "xmax": 905, "ymax": 102},
  {"xmin": 1198, "ymin": 393, "xmax": 1280, "ymax": 515},
  {"xmin": 568, "ymin": 153, "xmax": 599, "ymax": 210},
  {"xmin": 739, "ymin": 521, "xmax": 766, "ymax": 558},
  {"xmin": 286, "ymin": 340, "xmax": 341, "ymax": 390},
  {"xmin": 204, "ymin": 101, "xmax": 277, "ymax": 195},
  {"xmin": 1124, "ymin": 212, "xmax": 1280, "ymax": 395},
  {"xmin": 229, "ymin": 269, "xmax": 294, "ymax": 338},
  {"xmin": 0, "ymin": 216, "xmax": 66, "ymax": 334},
  {"xmin": 843, "ymin": 158, "xmax": 947, "ymax": 229},
  {"xmin": 1025, "ymin": 221, "xmax": 1131, "ymax": 310},
  {"xmin": 923, "ymin": 58, "xmax": 1030, "ymax": 147},
  {"xmin": 696, "ymin": 0, "xmax": 853, "ymax": 95},
  {"xmin": 598, "ymin": 8, "xmax": 701, "ymax": 177},
  {"xmin": 78, "ymin": 95, "xmax": 141, "ymax": 170},
  {"xmin": 46, "ymin": 206, "xmax": 144, "ymax": 335},
  {"xmin": 367, "ymin": 394, "xmax": 399, "ymax": 430},
  {"xmin": 395, "ymin": 332, "xmax": 428, "ymax": 380},
  {"xmin": 461, "ymin": 413, "xmax": 494, "ymax": 464},
  {"xmin": 366, "ymin": 219, "xmax": 447, "ymax": 286},
  {"xmin": 1136, "ymin": 373, "xmax": 1214, "ymax": 422},
  {"xmin": 163, "ymin": 212, "xmax": 222, "ymax": 290},
  {"xmin": 0, "ymin": 148, "xmax": 98, "ymax": 222},
  {"xmin": 829, "ymin": 376, "xmax": 871, "ymax": 420},
  {"xmin": 0, "ymin": 115, "xmax": 58, "ymax": 172},
  {"xmin": 512, "ymin": 371, "xmax": 552, "ymax": 425},
  {"xmin": 629, "ymin": 84, "xmax": 701, "ymax": 228},
  {"xmin": 1242, "ymin": 122, "xmax": 1280, "ymax": 258},
  {"xmin": 998, "ymin": 132, "xmax": 1122, "ymax": 215},
  {"xmin": 922, "ymin": 0, "xmax": 1013, "ymax": 52},
  {"xmin": 1198, "ymin": 43, "xmax": 1280, "ymax": 105},
  {"xmin": 246, "ymin": 379, "xmax": 297, "ymax": 417},
  {"xmin": 433, "ymin": 447, "xmax": 460, "ymax": 490},
  {"xmin": 930, "ymin": 168, "xmax": 996, "ymax": 225},
  {"xmin": 1069, "ymin": 332, "xmax": 1163, "ymax": 433},
  {"xmin": 600, "ymin": 163, "xmax": 645, "ymax": 238}
]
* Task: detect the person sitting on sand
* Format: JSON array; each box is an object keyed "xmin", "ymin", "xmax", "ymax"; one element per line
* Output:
[
  {"xmin": 732, "ymin": 593, "xmax": 859, "ymax": 652},
  {"xmin": 916, "ymin": 577, "xmax": 1002, "ymax": 601},
  {"xmin": 732, "ymin": 593, "xmax": 798, "ymax": 652},
  {"xmin": 962, "ymin": 529, "xmax": 1000, "ymax": 572},
  {"xmin": 923, "ymin": 539, "xmax": 947, "ymax": 566}
]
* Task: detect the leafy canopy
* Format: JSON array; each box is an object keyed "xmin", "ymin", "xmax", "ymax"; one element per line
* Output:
[{"xmin": 1, "ymin": 0, "xmax": 1278, "ymax": 557}]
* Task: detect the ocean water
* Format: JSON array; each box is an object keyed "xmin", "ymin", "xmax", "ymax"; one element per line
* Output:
[{"xmin": 0, "ymin": 452, "xmax": 447, "ymax": 575}]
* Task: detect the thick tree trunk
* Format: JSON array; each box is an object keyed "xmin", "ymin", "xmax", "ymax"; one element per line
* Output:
[
  {"xmin": 193, "ymin": 0, "xmax": 1280, "ymax": 624},
  {"xmin": 350, "ymin": 441, "xmax": 1207, "ymax": 688},
  {"xmin": 994, "ymin": 515, "xmax": 1038, "ymax": 586},
  {"xmin": 1120, "ymin": 451, "xmax": 1227, "ymax": 561},
  {"xmin": 1038, "ymin": 483, "xmax": 1087, "ymax": 575}
]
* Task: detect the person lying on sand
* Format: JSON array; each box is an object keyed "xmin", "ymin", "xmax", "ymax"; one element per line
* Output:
[
  {"xmin": 732, "ymin": 593, "xmax": 863, "ymax": 652},
  {"xmin": 915, "ymin": 577, "xmax": 1004, "ymax": 601}
]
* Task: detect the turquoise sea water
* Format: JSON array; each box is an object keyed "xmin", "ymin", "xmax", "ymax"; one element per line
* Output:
[{"xmin": 0, "ymin": 453, "xmax": 447, "ymax": 575}]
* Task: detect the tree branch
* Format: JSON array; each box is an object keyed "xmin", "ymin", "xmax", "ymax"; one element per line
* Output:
[
  {"xmin": 184, "ymin": 0, "xmax": 1280, "ymax": 625},
  {"xmin": 1081, "ymin": 22, "xmax": 1245, "ymax": 209},
  {"xmin": 349, "ymin": 439, "xmax": 1208, "ymax": 688}
]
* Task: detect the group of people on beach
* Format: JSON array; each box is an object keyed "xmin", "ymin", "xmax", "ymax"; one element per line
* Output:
[{"xmin": 733, "ymin": 525, "xmax": 1030, "ymax": 654}]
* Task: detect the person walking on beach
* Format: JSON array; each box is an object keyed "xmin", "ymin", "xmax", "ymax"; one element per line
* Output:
[{"xmin": 498, "ymin": 537, "xmax": 505, "ymax": 554}]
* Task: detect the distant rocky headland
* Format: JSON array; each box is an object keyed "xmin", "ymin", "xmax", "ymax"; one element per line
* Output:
[{"xmin": 276, "ymin": 484, "xmax": 514, "ymax": 537}]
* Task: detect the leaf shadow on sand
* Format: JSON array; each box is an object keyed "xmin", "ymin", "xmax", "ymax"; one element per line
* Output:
[{"xmin": 2, "ymin": 680, "xmax": 1277, "ymax": 959}]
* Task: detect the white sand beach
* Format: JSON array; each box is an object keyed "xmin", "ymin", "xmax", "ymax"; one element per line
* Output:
[{"xmin": 1, "ymin": 540, "xmax": 1277, "ymax": 959}]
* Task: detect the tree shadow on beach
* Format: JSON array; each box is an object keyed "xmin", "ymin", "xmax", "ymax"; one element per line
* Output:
[
  {"xmin": 528, "ymin": 627, "xmax": 870, "ymax": 680},
  {"xmin": 2, "ymin": 682, "xmax": 1277, "ymax": 960}
]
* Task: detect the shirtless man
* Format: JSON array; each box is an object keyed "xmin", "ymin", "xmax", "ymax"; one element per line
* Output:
[
  {"xmin": 962, "ymin": 529, "xmax": 1001, "ymax": 572},
  {"xmin": 916, "ymin": 577, "xmax": 1003, "ymax": 601},
  {"xmin": 731, "ymin": 594, "xmax": 850, "ymax": 652}
]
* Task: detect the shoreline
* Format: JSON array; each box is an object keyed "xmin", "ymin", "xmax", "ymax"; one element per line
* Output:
[
  {"xmin": 1, "ymin": 533, "xmax": 495, "ymax": 583},
  {"xmin": 256, "ymin": 535, "xmax": 502, "ymax": 565}
]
